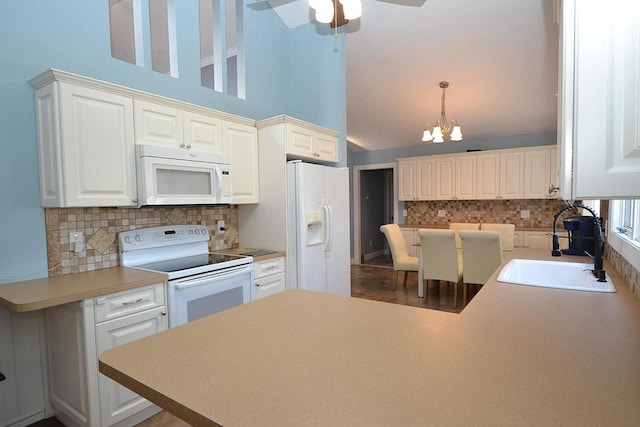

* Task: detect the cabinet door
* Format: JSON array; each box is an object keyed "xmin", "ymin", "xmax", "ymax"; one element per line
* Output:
[
  {"xmin": 286, "ymin": 124, "xmax": 315, "ymax": 158},
  {"xmin": 58, "ymin": 84, "xmax": 137, "ymax": 207},
  {"xmin": 476, "ymin": 153, "xmax": 500, "ymax": 199},
  {"xmin": 224, "ymin": 121, "xmax": 259, "ymax": 204},
  {"xmin": 134, "ymin": 100, "xmax": 183, "ymax": 148},
  {"xmin": 560, "ymin": 0, "xmax": 640, "ymax": 198},
  {"xmin": 416, "ymin": 158, "xmax": 435, "ymax": 200},
  {"xmin": 184, "ymin": 112, "xmax": 223, "ymax": 153},
  {"xmin": 524, "ymin": 149, "xmax": 550, "ymax": 199},
  {"xmin": 96, "ymin": 307, "xmax": 167, "ymax": 426},
  {"xmin": 523, "ymin": 231, "xmax": 551, "ymax": 249},
  {"xmin": 315, "ymin": 132, "xmax": 338, "ymax": 163},
  {"xmin": 455, "ymin": 155, "xmax": 476, "ymax": 200},
  {"xmin": 435, "ymin": 157, "xmax": 456, "ymax": 200},
  {"xmin": 500, "ymin": 151, "xmax": 525, "ymax": 199},
  {"xmin": 548, "ymin": 146, "xmax": 560, "ymax": 199},
  {"xmin": 401, "ymin": 228, "xmax": 418, "ymax": 257},
  {"xmin": 398, "ymin": 160, "xmax": 416, "ymax": 201}
]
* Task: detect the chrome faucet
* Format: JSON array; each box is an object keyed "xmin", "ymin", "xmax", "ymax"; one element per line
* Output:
[{"xmin": 551, "ymin": 203, "xmax": 607, "ymax": 282}]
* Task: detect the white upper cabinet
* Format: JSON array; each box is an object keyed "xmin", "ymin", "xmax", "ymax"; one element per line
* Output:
[
  {"xmin": 286, "ymin": 122, "xmax": 338, "ymax": 163},
  {"xmin": 476, "ymin": 153, "xmax": 500, "ymax": 199},
  {"xmin": 558, "ymin": 0, "xmax": 640, "ymax": 199},
  {"xmin": 30, "ymin": 69, "xmax": 259, "ymax": 208},
  {"xmin": 435, "ymin": 157, "xmax": 456, "ymax": 200},
  {"xmin": 134, "ymin": 100, "xmax": 224, "ymax": 153},
  {"xmin": 455, "ymin": 155, "xmax": 477, "ymax": 200},
  {"xmin": 524, "ymin": 148, "xmax": 551, "ymax": 199},
  {"xmin": 500, "ymin": 151, "xmax": 525, "ymax": 199},
  {"xmin": 223, "ymin": 121, "xmax": 259, "ymax": 204},
  {"xmin": 31, "ymin": 76, "xmax": 137, "ymax": 207},
  {"xmin": 397, "ymin": 157, "xmax": 435, "ymax": 201}
]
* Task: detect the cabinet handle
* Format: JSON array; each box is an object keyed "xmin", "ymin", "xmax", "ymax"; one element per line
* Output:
[
  {"xmin": 122, "ymin": 298, "xmax": 143, "ymax": 306},
  {"xmin": 186, "ymin": 144, "xmax": 191, "ymax": 149},
  {"xmin": 180, "ymin": 143, "xmax": 186, "ymax": 148}
]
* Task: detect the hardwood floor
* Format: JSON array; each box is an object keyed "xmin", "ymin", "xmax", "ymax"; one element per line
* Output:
[{"xmin": 32, "ymin": 257, "xmax": 479, "ymax": 427}]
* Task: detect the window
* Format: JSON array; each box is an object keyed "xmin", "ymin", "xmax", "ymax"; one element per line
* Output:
[
  {"xmin": 611, "ymin": 199, "xmax": 639, "ymax": 242},
  {"xmin": 149, "ymin": 0, "xmax": 178, "ymax": 76},
  {"xmin": 109, "ymin": 0, "xmax": 178, "ymax": 76},
  {"xmin": 199, "ymin": 0, "xmax": 245, "ymax": 99},
  {"xmin": 109, "ymin": 0, "xmax": 143, "ymax": 66}
]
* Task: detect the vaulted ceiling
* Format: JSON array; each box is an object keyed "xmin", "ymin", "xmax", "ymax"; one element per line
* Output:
[{"xmin": 267, "ymin": 0, "xmax": 560, "ymax": 151}]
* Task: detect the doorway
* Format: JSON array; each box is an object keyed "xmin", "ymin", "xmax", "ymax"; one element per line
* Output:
[{"xmin": 352, "ymin": 163, "xmax": 398, "ymax": 267}]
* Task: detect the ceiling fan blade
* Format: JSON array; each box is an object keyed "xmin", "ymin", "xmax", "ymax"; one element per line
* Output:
[
  {"xmin": 376, "ymin": 0, "xmax": 427, "ymax": 6},
  {"xmin": 247, "ymin": 0, "xmax": 297, "ymax": 12}
]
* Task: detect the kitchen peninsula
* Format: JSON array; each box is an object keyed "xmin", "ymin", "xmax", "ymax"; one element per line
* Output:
[{"xmin": 99, "ymin": 249, "xmax": 640, "ymax": 426}]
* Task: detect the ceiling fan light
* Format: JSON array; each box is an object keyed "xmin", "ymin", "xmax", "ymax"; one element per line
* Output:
[
  {"xmin": 343, "ymin": 0, "xmax": 362, "ymax": 19},
  {"xmin": 450, "ymin": 125, "xmax": 463, "ymax": 141},
  {"xmin": 315, "ymin": 0, "xmax": 334, "ymax": 24},
  {"xmin": 422, "ymin": 129, "xmax": 433, "ymax": 142}
]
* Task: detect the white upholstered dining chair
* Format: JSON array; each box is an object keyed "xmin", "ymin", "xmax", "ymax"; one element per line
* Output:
[
  {"xmin": 417, "ymin": 229, "xmax": 464, "ymax": 307},
  {"xmin": 459, "ymin": 230, "xmax": 503, "ymax": 305},
  {"xmin": 449, "ymin": 222, "xmax": 480, "ymax": 249},
  {"xmin": 480, "ymin": 223, "xmax": 516, "ymax": 252},
  {"xmin": 380, "ymin": 224, "xmax": 419, "ymax": 290}
]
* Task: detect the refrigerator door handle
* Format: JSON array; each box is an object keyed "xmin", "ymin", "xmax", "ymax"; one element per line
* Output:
[{"xmin": 323, "ymin": 204, "xmax": 333, "ymax": 253}]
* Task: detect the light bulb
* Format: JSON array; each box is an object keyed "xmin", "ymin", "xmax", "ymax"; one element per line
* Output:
[
  {"xmin": 343, "ymin": 0, "xmax": 362, "ymax": 19},
  {"xmin": 315, "ymin": 0, "xmax": 334, "ymax": 23},
  {"xmin": 432, "ymin": 126, "xmax": 443, "ymax": 140},
  {"xmin": 450, "ymin": 125, "xmax": 463, "ymax": 141},
  {"xmin": 422, "ymin": 129, "xmax": 433, "ymax": 142}
]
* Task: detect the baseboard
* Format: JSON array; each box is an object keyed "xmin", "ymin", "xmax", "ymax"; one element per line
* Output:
[
  {"xmin": 363, "ymin": 250, "xmax": 386, "ymax": 261},
  {"xmin": 3, "ymin": 409, "xmax": 47, "ymax": 427}
]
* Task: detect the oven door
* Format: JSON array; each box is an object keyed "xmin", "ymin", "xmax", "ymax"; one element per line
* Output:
[{"xmin": 167, "ymin": 263, "xmax": 252, "ymax": 328}]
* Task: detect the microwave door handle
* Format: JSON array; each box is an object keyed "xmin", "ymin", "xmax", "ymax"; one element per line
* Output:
[{"xmin": 214, "ymin": 165, "xmax": 223, "ymax": 200}]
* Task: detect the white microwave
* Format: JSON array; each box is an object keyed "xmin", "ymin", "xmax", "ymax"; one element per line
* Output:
[{"xmin": 136, "ymin": 144, "xmax": 232, "ymax": 206}]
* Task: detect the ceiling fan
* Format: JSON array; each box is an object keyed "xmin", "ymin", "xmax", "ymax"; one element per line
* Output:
[{"xmin": 250, "ymin": 0, "xmax": 426, "ymax": 29}]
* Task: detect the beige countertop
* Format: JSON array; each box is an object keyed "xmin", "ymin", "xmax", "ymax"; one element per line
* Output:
[
  {"xmin": 99, "ymin": 249, "xmax": 640, "ymax": 426},
  {"xmin": 0, "ymin": 268, "xmax": 167, "ymax": 312}
]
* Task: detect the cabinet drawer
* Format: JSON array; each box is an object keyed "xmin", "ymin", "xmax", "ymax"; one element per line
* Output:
[
  {"xmin": 254, "ymin": 272, "xmax": 286, "ymax": 301},
  {"xmin": 254, "ymin": 257, "xmax": 285, "ymax": 279},
  {"xmin": 94, "ymin": 283, "xmax": 165, "ymax": 323}
]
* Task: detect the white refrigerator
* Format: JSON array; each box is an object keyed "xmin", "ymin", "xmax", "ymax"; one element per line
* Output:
[{"xmin": 286, "ymin": 161, "xmax": 351, "ymax": 296}]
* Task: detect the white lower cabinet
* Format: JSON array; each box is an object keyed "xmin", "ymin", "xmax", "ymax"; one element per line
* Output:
[
  {"xmin": 401, "ymin": 227, "xmax": 419, "ymax": 257},
  {"xmin": 252, "ymin": 257, "xmax": 286, "ymax": 300},
  {"xmin": 46, "ymin": 283, "xmax": 167, "ymax": 427},
  {"xmin": 522, "ymin": 231, "xmax": 569, "ymax": 250}
]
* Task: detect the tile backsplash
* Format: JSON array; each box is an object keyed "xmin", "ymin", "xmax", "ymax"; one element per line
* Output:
[
  {"xmin": 45, "ymin": 205, "xmax": 238, "ymax": 276},
  {"xmin": 404, "ymin": 199, "xmax": 569, "ymax": 229}
]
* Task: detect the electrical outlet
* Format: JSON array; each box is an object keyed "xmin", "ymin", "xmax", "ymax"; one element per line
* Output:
[
  {"xmin": 69, "ymin": 231, "xmax": 84, "ymax": 253},
  {"xmin": 217, "ymin": 220, "xmax": 226, "ymax": 234},
  {"xmin": 438, "ymin": 210, "xmax": 446, "ymax": 217},
  {"xmin": 520, "ymin": 210, "xmax": 530, "ymax": 219}
]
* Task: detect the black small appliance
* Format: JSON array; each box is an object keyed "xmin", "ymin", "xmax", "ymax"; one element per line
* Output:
[{"xmin": 561, "ymin": 216, "xmax": 596, "ymax": 256}]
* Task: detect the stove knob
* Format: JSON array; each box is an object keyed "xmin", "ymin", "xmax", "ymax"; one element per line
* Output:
[
  {"xmin": 134, "ymin": 234, "xmax": 142, "ymax": 242},
  {"xmin": 124, "ymin": 235, "xmax": 131, "ymax": 244},
  {"xmin": 203, "ymin": 227, "xmax": 208, "ymax": 235}
]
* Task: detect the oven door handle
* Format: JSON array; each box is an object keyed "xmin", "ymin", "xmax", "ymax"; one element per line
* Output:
[{"xmin": 173, "ymin": 265, "xmax": 251, "ymax": 290}]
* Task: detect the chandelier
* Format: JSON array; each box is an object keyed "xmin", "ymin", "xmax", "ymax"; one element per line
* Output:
[
  {"xmin": 309, "ymin": 0, "xmax": 362, "ymax": 28},
  {"xmin": 422, "ymin": 81, "xmax": 463, "ymax": 143}
]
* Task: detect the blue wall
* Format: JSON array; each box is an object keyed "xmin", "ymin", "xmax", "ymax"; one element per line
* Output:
[{"xmin": 0, "ymin": 1, "xmax": 347, "ymax": 283}]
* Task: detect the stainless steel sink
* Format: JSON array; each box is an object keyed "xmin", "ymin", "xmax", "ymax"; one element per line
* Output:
[{"xmin": 497, "ymin": 259, "xmax": 616, "ymax": 292}]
